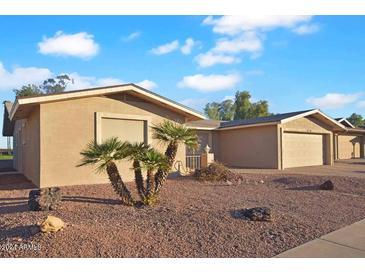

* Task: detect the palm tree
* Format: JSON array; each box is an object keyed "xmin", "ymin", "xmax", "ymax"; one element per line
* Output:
[
  {"xmin": 127, "ymin": 142, "xmax": 151, "ymax": 201},
  {"xmin": 138, "ymin": 148, "xmax": 169, "ymax": 205},
  {"xmin": 78, "ymin": 137, "xmax": 135, "ymax": 206},
  {"xmin": 151, "ymin": 120, "xmax": 199, "ymax": 192}
]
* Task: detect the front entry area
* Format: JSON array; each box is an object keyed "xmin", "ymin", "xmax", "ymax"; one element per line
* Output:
[{"xmin": 283, "ymin": 132, "xmax": 325, "ymax": 169}]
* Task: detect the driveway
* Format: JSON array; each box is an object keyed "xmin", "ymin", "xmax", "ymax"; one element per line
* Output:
[{"xmin": 232, "ymin": 159, "xmax": 365, "ymax": 178}]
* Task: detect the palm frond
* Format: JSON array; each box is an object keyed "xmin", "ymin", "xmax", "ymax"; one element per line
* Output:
[{"xmin": 78, "ymin": 137, "xmax": 130, "ymax": 172}]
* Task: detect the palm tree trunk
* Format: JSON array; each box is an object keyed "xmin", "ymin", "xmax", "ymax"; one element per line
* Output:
[
  {"xmin": 106, "ymin": 162, "xmax": 134, "ymax": 206},
  {"xmin": 154, "ymin": 141, "xmax": 178, "ymax": 193},
  {"xmin": 133, "ymin": 160, "xmax": 145, "ymax": 200}
]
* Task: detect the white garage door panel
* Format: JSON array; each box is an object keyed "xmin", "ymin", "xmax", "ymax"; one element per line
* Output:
[{"xmin": 283, "ymin": 133, "xmax": 324, "ymax": 168}]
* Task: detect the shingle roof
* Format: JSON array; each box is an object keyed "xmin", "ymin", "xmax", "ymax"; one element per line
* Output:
[
  {"xmin": 219, "ymin": 109, "xmax": 314, "ymax": 129},
  {"xmin": 185, "ymin": 119, "xmax": 222, "ymax": 129}
]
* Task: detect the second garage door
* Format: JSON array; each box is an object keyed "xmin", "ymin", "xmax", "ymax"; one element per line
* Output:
[{"xmin": 283, "ymin": 132, "xmax": 324, "ymax": 168}]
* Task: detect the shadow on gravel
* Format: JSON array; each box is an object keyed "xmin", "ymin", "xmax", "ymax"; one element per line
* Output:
[
  {"xmin": 351, "ymin": 162, "xmax": 365, "ymax": 166},
  {"xmin": 62, "ymin": 195, "xmax": 122, "ymax": 205},
  {"xmin": 287, "ymin": 185, "xmax": 320, "ymax": 191},
  {"xmin": 0, "ymin": 203, "xmax": 28, "ymax": 215},
  {"xmin": 0, "ymin": 225, "xmax": 38, "ymax": 239}
]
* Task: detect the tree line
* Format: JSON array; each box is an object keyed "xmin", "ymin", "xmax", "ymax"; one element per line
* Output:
[{"xmin": 204, "ymin": 90, "xmax": 271, "ymax": 121}]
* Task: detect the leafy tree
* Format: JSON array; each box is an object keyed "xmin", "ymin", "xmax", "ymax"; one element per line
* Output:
[
  {"xmin": 347, "ymin": 113, "xmax": 364, "ymax": 127},
  {"xmin": 152, "ymin": 120, "xmax": 199, "ymax": 193},
  {"xmin": 250, "ymin": 100, "xmax": 270, "ymax": 118},
  {"xmin": 219, "ymin": 99, "xmax": 235, "ymax": 121},
  {"xmin": 78, "ymin": 137, "xmax": 135, "ymax": 206},
  {"xmin": 204, "ymin": 102, "xmax": 220, "ymax": 120},
  {"xmin": 14, "ymin": 84, "xmax": 43, "ymax": 97},
  {"xmin": 233, "ymin": 91, "xmax": 253, "ymax": 120},
  {"xmin": 40, "ymin": 74, "xmax": 72, "ymax": 94},
  {"xmin": 13, "ymin": 74, "xmax": 72, "ymax": 97}
]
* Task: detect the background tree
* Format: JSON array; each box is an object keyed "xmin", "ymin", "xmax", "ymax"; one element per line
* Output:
[
  {"xmin": 250, "ymin": 100, "xmax": 270, "ymax": 118},
  {"xmin": 204, "ymin": 102, "xmax": 220, "ymax": 120},
  {"xmin": 40, "ymin": 74, "xmax": 72, "ymax": 93},
  {"xmin": 347, "ymin": 113, "xmax": 364, "ymax": 127},
  {"xmin": 219, "ymin": 99, "xmax": 235, "ymax": 121},
  {"xmin": 13, "ymin": 74, "xmax": 72, "ymax": 97},
  {"xmin": 14, "ymin": 84, "xmax": 43, "ymax": 97}
]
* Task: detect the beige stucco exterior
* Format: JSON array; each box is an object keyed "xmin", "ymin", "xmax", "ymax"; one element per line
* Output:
[
  {"xmin": 13, "ymin": 93, "xmax": 191, "ymax": 187},
  {"xmin": 335, "ymin": 134, "xmax": 362, "ymax": 159},
  {"xmin": 214, "ymin": 125, "xmax": 279, "ymax": 169}
]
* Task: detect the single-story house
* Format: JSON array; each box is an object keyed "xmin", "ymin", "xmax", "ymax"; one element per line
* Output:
[
  {"xmin": 186, "ymin": 109, "xmax": 365, "ymax": 169},
  {"xmin": 2, "ymin": 84, "xmax": 365, "ymax": 187},
  {"xmin": 2, "ymin": 84, "xmax": 205, "ymax": 187}
]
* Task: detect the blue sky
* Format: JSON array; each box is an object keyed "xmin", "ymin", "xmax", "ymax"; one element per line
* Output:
[{"xmin": 0, "ymin": 15, "xmax": 365, "ymax": 147}]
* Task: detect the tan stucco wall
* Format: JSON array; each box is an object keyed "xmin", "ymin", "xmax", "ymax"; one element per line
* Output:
[
  {"xmin": 39, "ymin": 94, "xmax": 186, "ymax": 187},
  {"xmin": 336, "ymin": 134, "xmax": 362, "ymax": 159},
  {"xmin": 282, "ymin": 116, "xmax": 333, "ymax": 166},
  {"xmin": 214, "ymin": 125, "xmax": 279, "ymax": 168},
  {"xmin": 13, "ymin": 107, "xmax": 40, "ymax": 186}
]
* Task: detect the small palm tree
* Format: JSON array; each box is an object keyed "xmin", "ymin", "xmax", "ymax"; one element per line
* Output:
[
  {"xmin": 128, "ymin": 142, "xmax": 151, "ymax": 201},
  {"xmin": 138, "ymin": 148, "xmax": 169, "ymax": 205},
  {"xmin": 151, "ymin": 120, "xmax": 199, "ymax": 192},
  {"xmin": 78, "ymin": 137, "xmax": 135, "ymax": 206}
]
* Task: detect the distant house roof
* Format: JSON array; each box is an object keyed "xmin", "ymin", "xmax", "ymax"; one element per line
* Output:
[
  {"xmin": 2, "ymin": 101, "xmax": 14, "ymax": 136},
  {"xmin": 219, "ymin": 110, "xmax": 312, "ymax": 129},
  {"xmin": 185, "ymin": 119, "xmax": 222, "ymax": 129},
  {"xmin": 9, "ymin": 83, "xmax": 206, "ymax": 121},
  {"xmin": 334, "ymin": 117, "xmax": 355, "ymax": 128}
]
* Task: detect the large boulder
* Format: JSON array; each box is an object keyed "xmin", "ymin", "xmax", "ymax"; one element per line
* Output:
[
  {"xmin": 319, "ymin": 180, "xmax": 334, "ymax": 190},
  {"xmin": 39, "ymin": 215, "xmax": 65, "ymax": 233},
  {"xmin": 28, "ymin": 187, "xmax": 62, "ymax": 211},
  {"xmin": 242, "ymin": 207, "xmax": 271, "ymax": 221}
]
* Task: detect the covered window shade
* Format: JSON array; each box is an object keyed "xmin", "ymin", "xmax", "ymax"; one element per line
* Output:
[{"xmin": 101, "ymin": 118, "xmax": 145, "ymax": 143}]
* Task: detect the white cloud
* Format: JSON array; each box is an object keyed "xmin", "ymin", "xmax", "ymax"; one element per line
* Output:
[
  {"xmin": 181, "ymin": 38, "xmax": 196, "ymax": 55},
  {"xmin": 195, "ymin": 52, "xmax": 240, "ymax": 67},
  {"xmin": 203, "ymin": 15, "xmax": 312, "ymax": 35},
  {"xmin": 136, "ymin": 80, "xmax": 157, "ymax": 90},
  {"xmin": 213, "ymin": 32, "xmax": 263, "ymax": 54},
  {"xmin": 222, "ymin": 95, "xmax": 234, "ymax": 101},
  {"xmin": 179, "ymin": 98, "xmax": 208, "ymax": 111},
  {"xmin": 38, "ymin": 31, "xmax": 99, "ymax": 59},
  {"xmin": 306, "ymin": 93, "xmax": 363, "ymax": 109},
  {"xmin": 293, "ymin": 24, "xmax": 320, "ymax": 35},
  {"xmin": 177, "ymin": 73, "xmax": 241, "ymax": 93},
  {"xmin": 357, "ymin": 101, "xmax": 365, "ymax": 108},
  {"xmin": 150, "ymin": 40, "xmax": 179, "ymax": 55},
  {"xmin": 0, "ymin": 62, "xmax": 52, "ymax": 91},
  {"xmin": 122, "ymin": 31, "xmax": 141, "ymax": 42}
]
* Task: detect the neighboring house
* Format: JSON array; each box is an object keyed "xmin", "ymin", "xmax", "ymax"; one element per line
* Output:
[
  {"xmin": 2, "ymin": 84, "xmax": 365, "ymax": 188},
  {"xmin": 2, "ymin": 84, "xmax": 205, "ymax": 187},
  {"xmin": 186, "ymin": 109, "xmax": 365, "ymax": 169},
  {"xmin": 335, "ymin": 117, "xmax": 364, "ymax": 159}
]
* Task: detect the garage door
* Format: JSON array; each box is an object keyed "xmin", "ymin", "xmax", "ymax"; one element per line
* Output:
[
  {"xmin": 283, "ymin": 132, "xmax": 324, "ymax": 168},
  {"xmin": 337, "ymin": 135, "xmax": 360, "ymax": 159}
]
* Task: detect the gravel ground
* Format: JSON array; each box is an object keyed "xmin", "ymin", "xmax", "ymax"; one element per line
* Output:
[{"xmin": 0, "ymin": 173, "xmax": 364, "ymax": 258}]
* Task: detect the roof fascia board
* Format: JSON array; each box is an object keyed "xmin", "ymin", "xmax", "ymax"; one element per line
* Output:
[
  {"xmin": 281, "ymin": 109, "xmax": 346, "ymax": 130},
  {"xmin": 10, "ymin": 84, "xmax": 205, "ymax": 120}
]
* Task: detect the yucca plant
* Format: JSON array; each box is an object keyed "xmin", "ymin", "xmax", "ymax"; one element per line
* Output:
[
  {"xmin": 78, "ymin": 137, "xmax": 135, "ymax": 206},
  {"xmin": 151, "ymin": 120, "xmax": 199, "ymax": 193}
]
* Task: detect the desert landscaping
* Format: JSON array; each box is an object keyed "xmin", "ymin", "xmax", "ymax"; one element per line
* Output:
[{"xmin": 0, "ymin": 171, "xmax": 364, "ymax": 258}]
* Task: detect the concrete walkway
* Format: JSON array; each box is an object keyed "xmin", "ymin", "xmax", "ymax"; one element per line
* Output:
[{"xmin": 276, "ymin": 219, "xmax": 365, "ymax": 258}]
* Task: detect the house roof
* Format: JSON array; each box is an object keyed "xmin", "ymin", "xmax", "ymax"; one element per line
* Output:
[
  {"xmin": 185, "ymin": 119, "xmax": 222, "ymax": 130},
  {"xmin": 9, "ymin": 84, "xmax": 206, "ymax": 121},
  {"xmin": 335, "ymin": 117, "xmax": 355, "ymax": 128},
  {"xmin": 218, "ymin": 109, "xmax": 346, "ymax": 131},
  {"xmin": 2, "ymin": 101, "xmax": 14, "ymax": 136}
]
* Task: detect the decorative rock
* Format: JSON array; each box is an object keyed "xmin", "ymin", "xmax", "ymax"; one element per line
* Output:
[
  {"xmin": 28, "ymin": 187, "xmax": 62, "ymax": 211},
  {"xmin": 242, "ymin": 207, "xmax": 271, "ymax": 222},
  {"xmin": 319, "ymin": 180, "xmax": 334, "ymax": 190},
  {"xmin": 259, "ymin": 180, "xmax": 264, "ymax": 184},
  {"xmin": 226, "ymin": 180, "xmax": 233, "ymax": 186},
  {"xmin": 40, "ymin": 216, "xmax": 65, "ymax": 233}
]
